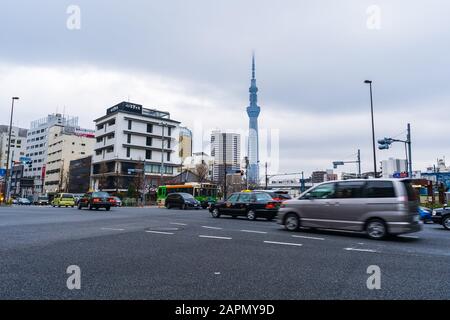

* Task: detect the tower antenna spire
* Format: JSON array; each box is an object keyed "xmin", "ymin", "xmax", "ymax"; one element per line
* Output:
[{"xmin": 252, "ymin": 51, "xmax": 255, "ymax": 79}]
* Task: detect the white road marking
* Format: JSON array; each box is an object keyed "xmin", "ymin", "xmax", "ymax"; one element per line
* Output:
[
  {"xmin": 170, "ymin": 222, "xmax": 187, "ymax": 226},
  {"xmin": 199, "ymin": 235, "xmax": 232, "ymax": 240},
  {"xmin": 240, "ymin": 230, "xmax": 268, "ymax": 234},
  {"xmin": 399, "ymin": 235, "xmax": 419, "ymax": 239},
  {"xmin": 101, "ymin": 227, "xmax": 125, "ymax": 231},
  {"xmin": 201, "ymin": 226, "xmax": 223, "ymax": 230},
  {"xmin": 263, "ymin": 241, "xmax": 303, "ymax": 247},
  {"xmin": 214, "ymin": 272, "xmax": 221, "ymax": 275},
  {"xmin": 145, "ymin": 230, "xmax": 174, "ymax": 235},
  {"xmin": 344, "ymin": 247, "xmax": 377, "ymax": 253},
  {"xmin": 291, "ymin": 235, "xmax": 325, "ymax": 241}
]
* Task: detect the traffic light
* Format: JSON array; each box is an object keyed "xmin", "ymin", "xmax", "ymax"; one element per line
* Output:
[{"xmin": 378, "ymin": 138, "xmax": 393, "ymax": 150}]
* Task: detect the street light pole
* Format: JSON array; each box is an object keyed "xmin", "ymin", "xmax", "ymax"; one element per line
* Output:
[
  {"xmin": 407, "ymin": 123, "xmax": 412, "ymax": 178},
  {"xmin": 357, "ymin": 149, "xmax": 361, "ymax": 178},
  {"xmin": 4, "ymin": 97, "xmax": 19, "ymax": 204},
  {"xmin": 364, "ymin": 80, "xmax": 377, "ymax": 178}
]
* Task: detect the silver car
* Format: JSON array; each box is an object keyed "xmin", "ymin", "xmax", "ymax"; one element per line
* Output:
[{"xmin": 277, "ymin": 179, "xmax": 421, "ymax": 240}]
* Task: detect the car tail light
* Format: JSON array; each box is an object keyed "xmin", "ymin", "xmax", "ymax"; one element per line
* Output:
[
  {"xmin": 265, "ymin": 202, "xmax": 276, "ymax": 209},
  {"xmin": 93, "ymin": 198, "xmax": 100, "ymax": 203},
  {"xmin": 108, "ymin": 198, "xmax": 115, "ymax": 203}
]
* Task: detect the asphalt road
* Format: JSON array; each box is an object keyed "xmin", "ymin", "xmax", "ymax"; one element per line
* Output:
[{"xmin": 0, "ymin": 205, "xmax": 449, "ymax": 299}]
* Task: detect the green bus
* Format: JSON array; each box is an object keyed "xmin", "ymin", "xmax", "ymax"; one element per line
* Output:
[{"xmin": 157, "ymin": 183, "xmax": 219, "ymax": 209}]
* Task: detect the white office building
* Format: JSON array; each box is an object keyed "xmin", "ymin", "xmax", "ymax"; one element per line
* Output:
[
  {"xmin": 24, "ymin": 114, "xmax": 81, "ymax": 194},
  {"xmin": 0, "ymin": 125, "xmax": 27, "ymax": 169},
  {"xmin": 381, "ymin": 157, "xmax": 408, "ymax": 178},
  {"xmin": 210, "ymin": 130, "xmax": 241, "ymax": 183},
  {"xmin": 91, "ymin": 101, "xmax": 181, "ymax": 192}
]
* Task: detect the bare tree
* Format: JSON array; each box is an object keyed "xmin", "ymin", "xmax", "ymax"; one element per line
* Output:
[{"xmin": 195, "ymin": 163, "xmax": 209, "ymax": 183}]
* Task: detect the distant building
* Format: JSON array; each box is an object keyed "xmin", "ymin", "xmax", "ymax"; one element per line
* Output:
[
  {"xmin": 178, "ymin": 127, "xmax": 193, "ymax": 163},
  {"xmin": 210, "ymin": 130, "xmax": 241, "ymax": 183},
  {"xmin": 311, "ymin": 170, "xmax": 337, "ymax": 184},
  {"xmin": 182, "ymin": 152, "xmax": 214, "ymax": 180},
  {"xmin": 68, "ymin": 156, "xmax": 92, "ymax": 194},
  {"xmin": 0, "ymin": 125, "xmax": 27, "ymax": 168},
  {"xmin": 24, "ymin": 113, "xmax": 85, "ymax": 195},
  {"xmin": 381, "ymin": 158, "xmax": 408, "ymax": 178},
  {"xmin": 91, "ymin": 101, "xmax": 181, "ymax": 193},
  {"xmin": 43, "ymin": 125, "xmax": 95, "ymax": 194}
]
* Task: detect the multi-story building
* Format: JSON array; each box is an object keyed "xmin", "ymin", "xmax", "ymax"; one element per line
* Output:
[
  {"xmin": 91, "ymin": 101, "xmax": 181, "ymax": 193},
  {"xmin": 381, "ymin": 158, "xmax": 408, "ymax": 178},
  {"xmin": 178, "ymin": 126, "xmax": 193, "ymax": 163},
  {"xmin": 24, "ymin": 114, "xmax": 80, "ymax": 194},
  {"xmin": 311, "ymin": 170, "xmax": 337, "ymax": 184},
  {"xmin": 0, "ymin": 125, "xmax": 27, "ymax": 168},
  {"xmin": 43, "ymin": 125, "xmax": 95, "ymax": 194},
  {"xmin": 210, "ymin": 130, "xmax": 241, "ymax": 183}
]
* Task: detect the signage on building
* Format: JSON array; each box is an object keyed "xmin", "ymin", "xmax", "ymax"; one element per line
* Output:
[
  {"xmin": 0, "ymin": 168, "xmax": 6, "ymax": 177},
  {"xmin": 41, "ymin": 165, "xmax": 46, "ymax": 180},
  {"xmin": 393, "ymin": 172, "xmax": 409, "ymax": 178},
  {"xmin": 107, "ymin": 102, "xmax": 143, "ymax": 115}
]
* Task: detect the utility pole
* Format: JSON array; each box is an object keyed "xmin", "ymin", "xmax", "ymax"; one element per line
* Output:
[
  {"xmin": 160, "ymin": 122, "xmax": 165, "ymax": 187},
  {"xmin": 357, "ymin": 149, "xmax": 361, "ymax": 178},
  {"xmin": 4, "ymin": 97, "xmax": 19, "ymax": 204},
  {"xmin": 300, "ymin": 171, "xmax": 305, "ymax": 193},
  {"xmin": 265, "ymin": 162, "xmax": 268, "ymax": 189},
  {"xmin": 407, "ymin": 123, "xmax": 412, "ymax": 178},
  {"xmin": 364, "ymin": 80, "xmax": 377, "ymax": 178}
]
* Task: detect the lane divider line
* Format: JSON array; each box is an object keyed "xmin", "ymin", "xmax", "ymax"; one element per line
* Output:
[
  {"xmin": 201, "ymin": 226, "xmax": 223, "ymax": 230},
  {"xmin": 240, "ymin": 230, "xmax": 268, "ymax": 234},
  {"xmin": 199, "ymin": 235, "xmax": 232, "ymax": 240},
  {"xmin": 145, "ymin": 230, "xmax": 174, "ymax": 235},
  {"xmin": 344, "ymin": 247, "xmax": 377, "ymax": 253},
  {"xmin": 170, "ymin": 222, "xmax": 187, "ymax": 226},
  {"xmin": 263, "ymin": 241, "xmax": 303, "ymax": 247},
  {"xmin": 100, "ymin": 228, "xmax": 125, "ymax": 231},
  {"xmin": 291, "ymin": 235, "xmax": 325, "ymax": 241}
]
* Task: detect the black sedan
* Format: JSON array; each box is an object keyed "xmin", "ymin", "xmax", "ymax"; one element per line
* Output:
[
  {"xmin": 77, "ymin": 191, "xmax": 115, "ymax": 211},
  {"xmin": 165, "ymin": 193, "xmax": 201, "ymax": 210},
  {"xmin": 209, "ymin": 191, "xmax": 280, "ymax": 221},
  {"xmin": 431, "ymin": 207, "xmax": 450, "ymax": 230}
]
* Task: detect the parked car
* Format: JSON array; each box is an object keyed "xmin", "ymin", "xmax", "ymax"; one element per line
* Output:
[
  {"xmin": 112, "ymin": 196, "xmax": 122, "ymax": 207},
  {"xmin": 278, "ymin": 179, "xmax": 421, "ymax": 240},
  {"xmin": 36, "ymin": 196, "xmax": 49, "ymax": 206},
  {"xmin": 77, "ymin": 191, "xmax": 115, "ymax": 211},
  {"xmin": 18, "ymin": 197, "xmax": 32, "ymax": 205},
  {"xmin": 209, "ymin": 191, "xmax": 280, "ymax": 220},
  {"xmin": 52, "ymin": 193, "xmax": 76, "ymax": 207},
  {"xmin": 431, "ymin": 206, "xmax": 450, "ymax": 230},
  {"xmin": 418, "ymin": 206, "xmax": 433, "ymax": 224},
  {"xmin": 165, "ymin": 193, "xmax": 201, "ymax": 210}
]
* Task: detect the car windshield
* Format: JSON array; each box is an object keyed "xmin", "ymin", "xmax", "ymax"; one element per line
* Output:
[
  {"xmin": 180, "ymin": 193, "xmax": 194, "ymax": 199},
  {"xmin": 61, "ymin": 194, "xmax": 73, "ymax": 199},
  {"xmin": 92, "ymin": 192, "xmax": 109, "ymax": 197},
  {"xmin": 38, "ymin": 197, "xmax": 48, "ymax": 200}
]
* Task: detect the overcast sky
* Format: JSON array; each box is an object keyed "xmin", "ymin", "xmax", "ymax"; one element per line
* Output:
[{"xmin": 0, "ymin": 0, "xmax": 449, "ymax": 177}]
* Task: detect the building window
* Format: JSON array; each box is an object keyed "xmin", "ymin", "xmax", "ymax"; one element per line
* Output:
[
  {"xmin": 108, "ymin": 119, "xmax": 116, "ymax": 126},
  {"xmin": 145, "ymin": 150, "xmax": 152, "ymax": 160},
  {"xmin": 167, "ymin": 127, "xmax": 172, "ymax": 136},
  {"xmin": 97, "ymin": 123, "xmax": 104, "ymax": 130},
  {"xmin": 146, "ymin": 137, "xmax": 152, "ymax": 146},
  {"xmin": 167, "ymin": 139, "xmax": 171, "ymax": 149},
  {"xmin": 167, "ymin": 152, "xmax": 171, "ymax": 162},
  {"xmin": 128, "ymin": 120, "xmax": 132, "ymax": 130},
  {"xmin": 96, "ymin": 150, "xmax": 102, "ymax": 156},
  {"xmin": 126, "ymin": 147, "xmax": 130, "ymax": 158},
  {"xmin": 127, "ymin": 134, "xmax": 131, "ymax": 144},
  {"xmin": 147, "ymin": 124, "xmax": 153, "ymax": 133}
]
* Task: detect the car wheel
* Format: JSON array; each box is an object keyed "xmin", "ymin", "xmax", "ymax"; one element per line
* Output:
[
  {"xmin": 89, "ymin": 204, "xmax": 93, "ymax": 210},
  {"xmin": 181, "ymin": 204, "xmax": 186, "ymax": 210},
  {"xmin": 77, "ymin": 204, "xmax": 82, "ymax": 210},
  {"xmin": 166, "ymin": 203, "xmax": 171, "ymax": 209},
  {"xmin": 106, "ymin": 206, "xmax": 111, "ymax": 211},
  {"xmin": 284, "ymin": 213, "xmax": 299, "ymax": 231},
  {"xmin": 443, "ymin": 216, "xmax": 450, "ymax": 230},
  {"xmin": 211, "ymin": 208, "xmax": 221, "ymax": 218},
  {"xmin": 231, "ymin": 215, "xmax": 237, "ymax": 219},
  {"xmin": 246, "ymin": 210, "xmax": 256, "ymax": 221},
  {"xmin": 366, "ymin": 219, "xmax": 387, "ymax": 240}
]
